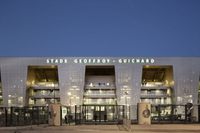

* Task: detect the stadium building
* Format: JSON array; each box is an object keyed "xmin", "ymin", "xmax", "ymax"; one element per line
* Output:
[{"xmin": 0, "ymin": 57, "xmax": 200, "ymax": 124}]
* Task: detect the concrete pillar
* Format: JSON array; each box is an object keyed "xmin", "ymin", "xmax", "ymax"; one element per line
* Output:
[
  {"xmin": 138, "ymin": 102, "xmax": 151, "ymax": 125},
  {"xmin": 48, "ymin": 104, "xmax": 61, "ymax": 126}
]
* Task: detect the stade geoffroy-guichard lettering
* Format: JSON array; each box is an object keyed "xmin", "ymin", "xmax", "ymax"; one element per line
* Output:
[{"xmin": 0, "ymin": 57, "xmax": 200, "ymax": 122}]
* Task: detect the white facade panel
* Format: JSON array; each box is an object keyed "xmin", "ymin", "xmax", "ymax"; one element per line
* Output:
[{"xmin": 0, "ymin": 57, "xmax": 199, "ymax": 110}]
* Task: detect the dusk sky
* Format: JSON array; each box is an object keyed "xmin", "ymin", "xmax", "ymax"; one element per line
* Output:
[{"xmin": 0, "ymin": 0, "xmax": 200, "ymax": 57}]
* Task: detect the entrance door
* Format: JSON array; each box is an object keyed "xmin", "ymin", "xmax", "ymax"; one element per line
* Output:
[
  {"xmin": 93, "ymin": 106, "xmax": 107, "ymax": 123},
  {"xmin": 75, "ymin": 105, "xmax": 125, "ymax": 125},
  {"xmin": 93, "ymin": 111, "xmax": 106, "ymax": 122}
]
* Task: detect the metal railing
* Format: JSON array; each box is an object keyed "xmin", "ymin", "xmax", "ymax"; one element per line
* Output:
[
  {"xmin": 1, "ymin": 104, "xmax": 200, "ymax": 126},
  {"xmin": 0, "ymin": 106, "xmax": 48, "ymax": 127}
]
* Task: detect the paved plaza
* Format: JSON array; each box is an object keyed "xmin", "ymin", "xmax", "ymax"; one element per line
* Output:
[{"xmin": 1, "ymin": 124, "xmax": 200, "ymax": 133}]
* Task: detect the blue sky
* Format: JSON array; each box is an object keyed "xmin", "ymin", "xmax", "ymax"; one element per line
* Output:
[{"xmin": 0, "ymin": 0, "xmax": 200, "ymax": 57}]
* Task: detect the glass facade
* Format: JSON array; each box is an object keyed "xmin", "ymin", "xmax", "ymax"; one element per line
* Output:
[
  {"xmin": 141, "ymin": 66, "xmax": 174, "ymax": 105},
  {"xmin": 83, "ymin": 66, "xmax": 117, "ymax": 106},
  {"xmin": 82, "ymin": 66, "xmax": 118, "ymax": 121},
  {"xmin": 75, "ymin": 105, "xmax": 125, "ymax": 124},
  {"xmin": 26, "ymin": 66, "xmax": 60, "ymax": 107}
]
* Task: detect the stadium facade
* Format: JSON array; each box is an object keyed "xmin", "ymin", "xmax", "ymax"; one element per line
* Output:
[{"xmin": 0, "ymin": 57, "xmax": 200, "ymax": 122}]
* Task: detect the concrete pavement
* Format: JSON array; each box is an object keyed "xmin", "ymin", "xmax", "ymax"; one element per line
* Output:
[{"xmin": 1, "ymin": 124, "xmax": 200, "ymax": 133}]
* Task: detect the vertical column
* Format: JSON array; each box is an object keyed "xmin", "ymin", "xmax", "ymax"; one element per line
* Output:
[
  {"xmin": 115, "ymin": 64, "xmax": 142, "ymax": 120},
  {"xmin": 173, "ymin": 59, "xmax": 200, "ymax": 122},
  {"xmin": 1, "ymin": 62, "xmax": 27, "ymax": 107},
  {"xmin": 173, "ymin": 64, "xmax": 199, "ymax": 105},
  {"xmin": 131, "ymin": 65, "xmax": 143, "ymax": 120},
  {"xmin": 58, "ymin": 65, "xmax": 85, "ymax": 107}
]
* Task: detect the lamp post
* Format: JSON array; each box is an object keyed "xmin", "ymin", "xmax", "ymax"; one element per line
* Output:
[
  {"xmin": 67, "ymin": 92, "xmax": 72, "ymax": 113},
  {"xmin": 49, "ymin": 82, "xmax": 56, "ymax": 104},
  {"xmin": 124, "ymin": 91, "xmax": 128, "ymax": 119},
  {"xmin": 53, "ymin": 83, "xmax": 56, "ymax": 104}
]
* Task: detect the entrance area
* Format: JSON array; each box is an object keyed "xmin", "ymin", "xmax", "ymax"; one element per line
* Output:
[
  {"xmin": 75, "ymin": 105, "xmax": 125, "ymax": 124},
  {"xmin": 77, "ymin": 66, "xmax": 120, "ymax": 124}
]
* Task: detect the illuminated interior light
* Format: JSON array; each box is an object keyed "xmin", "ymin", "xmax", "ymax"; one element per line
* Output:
[
  {"xmin": 89, "ymin": 83, "xmax": 93, "ymax": 87},
  {"xmin": 67, "ymin": 92, "xmax": 71, "ymax": 96}
]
